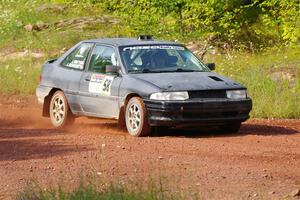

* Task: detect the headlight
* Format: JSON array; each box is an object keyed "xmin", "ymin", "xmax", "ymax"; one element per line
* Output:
[
  {"xmin": 150, "ymin": 92, "xmax": 189, "ymax": 101},
  {"xmin": 226, "ymin": 90, "xmax": 247, "ymax": 99}
]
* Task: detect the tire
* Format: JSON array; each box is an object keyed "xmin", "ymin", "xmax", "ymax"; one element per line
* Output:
[
  {"xmin": 49, "ymin": 91, "xmax": 74, "ymax": 128},
  {"xmin": 220, "ymin": 122, "xmax": 241, "ymax": 133},
  {"xmin": 125, "ymin": 97, "xmax": 151, "ymax": 137}
]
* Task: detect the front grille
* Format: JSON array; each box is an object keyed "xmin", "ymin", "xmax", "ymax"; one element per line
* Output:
[{"xmin": 188, "ymin": 90, "xmax": 226, "ymax": 99}]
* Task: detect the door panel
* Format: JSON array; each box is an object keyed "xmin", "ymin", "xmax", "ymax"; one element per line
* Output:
[
  {"xmin": 79, "ymin": 73, "xmax": 121, "ymax": 118},
  {"xmin": 78, "ymin": 44, "xmax": 121, "ymax": 118}
]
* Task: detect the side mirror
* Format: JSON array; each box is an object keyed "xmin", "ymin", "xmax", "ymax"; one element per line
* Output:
[
  {"xmin": 106, "ymin": 65, "xmax": 120, "ymax": 75},
  {"xmin": 206, "ymin": 63, "xmax": 216, "ymax": 71}
]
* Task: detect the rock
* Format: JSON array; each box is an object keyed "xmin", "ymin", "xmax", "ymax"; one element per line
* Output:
[
  {"xmin": 3, "ymin": 50, "xmax": 45, "ymax": 60},
  {"xmin": 268, "ymin": 191, "xmax": 275, "ymax": 195},
  {"xmin": 262, "ymin": 174, "xmax": 268, "ymax": 178},
  {"xmin": 186, "ymin": 40, "xmax": 213, "ymax": 59},
  {"xmin": 37, "ymin": 4, "xmax": 66, "ymax": 13},
  {"xmin": 290, "ymin": 189, "xmax": 300, "ymax": 197},
  {"xmin": 33, "ymin": 22, "xmax": 49, "ymax": 31},
  {"xmin": 270, "ymin": 71, "xmax": 295, "ymax": 82},
  {"xmin": 30, "ymin": 52, "xmax": 44, "ymax": 58},
  {"xmin": 53, "ymin": 16, "xmax": 120, "ymax": 31},
  {"xmin": 158, "ymin": 156, "xmax": 164, "ymax": 160},
  {"xmin": 97, "ymin": 172, "xmax": 102, "ymax": 176},
  {"xmin": 24, "ymin": 24, "xmax": 33, "ymax": 32}
]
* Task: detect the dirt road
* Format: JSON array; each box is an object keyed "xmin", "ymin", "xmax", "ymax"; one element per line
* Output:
[{"xmin": 0, "ymin": 95, "xmax": 299, "ymax": 199}]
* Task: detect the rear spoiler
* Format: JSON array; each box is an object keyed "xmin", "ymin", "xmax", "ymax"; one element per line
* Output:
[{"xmin": 47, "ymin": 58, "xmax": 57, "ymax": 64}]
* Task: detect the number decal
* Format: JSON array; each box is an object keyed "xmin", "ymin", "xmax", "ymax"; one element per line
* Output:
[
  {"xmin": 88, "ymin": 74, "xmax": 114, "ymax": 96},
  {"xmin": 103, "ymin": 79, "xmax": 112, "ymax": 92}
]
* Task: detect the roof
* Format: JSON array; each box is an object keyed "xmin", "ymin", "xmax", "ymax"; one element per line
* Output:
[{"xmin": 82, "ymin": 38, "xmax": 180, "ymax": 46}]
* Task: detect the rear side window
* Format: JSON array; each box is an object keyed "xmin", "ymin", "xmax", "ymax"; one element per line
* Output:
[
  {"xmin": 88, "ymin": 45, "xmax": 118, "ymax": 73},
  {"xmin": 61, "ymin": 43, "xmax": 93, "ymax": 70}
]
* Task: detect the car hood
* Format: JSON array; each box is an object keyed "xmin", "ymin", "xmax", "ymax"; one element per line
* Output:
[{"xmin": 130, "ymin": 72, "xmax": 245, "ymax": 91}]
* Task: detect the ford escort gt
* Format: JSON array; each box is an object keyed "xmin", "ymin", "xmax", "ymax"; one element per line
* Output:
[{"xmin": 36, "ymin": 36, "xmax": 252, "ymax": 137}]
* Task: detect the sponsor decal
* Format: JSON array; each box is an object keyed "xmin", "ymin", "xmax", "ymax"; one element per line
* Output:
[
  {"xmin": 67, "ymin": 60, "xmax": 85, "ymax": 69},
  {"xmin": 123, "ymin": 46, "xmax": 185, "ymax": 51},
  {"xmin": 88, "ymin": 74, "xmax": 114, "ymax": 95}
]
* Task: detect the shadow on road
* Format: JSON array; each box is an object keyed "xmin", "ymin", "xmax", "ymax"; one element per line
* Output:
[
  {"xmin": 0, "ymin": 117, "xmax": 298, "ymax": 162},
  {"xmin": 65, "ymin": 119, "xmax": 299, "ymax": 138},
  {"xmin": 0, "ymin": 120, "xmax": 92, "ymax": 162},
  {"xmin": 153, "ymin": 123, "xmax": 299, "ymax": 138}
]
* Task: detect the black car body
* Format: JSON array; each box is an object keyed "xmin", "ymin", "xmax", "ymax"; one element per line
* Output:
[{"xmin": 36, "ymin": 37, "xmax": 252, "ymax": 136}]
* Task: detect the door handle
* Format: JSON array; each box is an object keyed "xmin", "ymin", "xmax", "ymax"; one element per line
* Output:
[{"xmin": 85, "ymin": 76, "xmax": 91, "ymax": 81}]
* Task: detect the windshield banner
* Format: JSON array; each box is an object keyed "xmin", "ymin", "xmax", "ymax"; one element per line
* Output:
[{"xmin": 123, "ymin": 46, "xmax": 185, "ymax": 51}]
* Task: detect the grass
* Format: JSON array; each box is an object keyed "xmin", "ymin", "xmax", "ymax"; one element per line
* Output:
[
  {"xmin": 0, "ymin": 57, "xmax": 42, "ymax": 94},
  {"xmin": 17, "ymin": 180, "xmax": 184, "ymax": 200},
  {"xmin": 206, "ymin": 46, "xmax": 300, "ymax": 118},
  {"xmin": 0, "ymin": 1, "xmax": 299, "ymax": 118}
]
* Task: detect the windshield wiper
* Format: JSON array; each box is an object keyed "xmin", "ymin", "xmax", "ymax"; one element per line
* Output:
[
  {"xmin": 128, "ymin": 68, "xmax": 161, "ymax": 74},
  {"xmin": 152, "ymin": 68, "xmax": 201, "ymax": 72},
  {"xmin": 128, "ymin": 68, "xmax": 202, "ymax": 74},
  {"xmin": 175, "ymin": 68, "xmax": 200, "ymax": 72}
]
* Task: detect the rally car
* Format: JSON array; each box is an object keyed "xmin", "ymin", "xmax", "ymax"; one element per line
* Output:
[{"xmin": 36, "ymin": 36, "xmax": 252, "ymax": 137}]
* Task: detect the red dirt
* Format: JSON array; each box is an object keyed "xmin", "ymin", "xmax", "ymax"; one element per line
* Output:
[{"xmin": 0, "ymin": 95, "xmax": 299, "ymax": 199}]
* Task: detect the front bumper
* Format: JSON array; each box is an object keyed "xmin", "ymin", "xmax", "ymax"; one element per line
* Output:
[{"xmin": 144, "ymin": 98, "xmax": 252, "ymax": 126}]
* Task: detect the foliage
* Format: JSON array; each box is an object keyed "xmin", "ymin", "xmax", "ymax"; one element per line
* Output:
[
  {"xmin": 0, "ymin": 0, "xmax": 39, "ymax": 39},
  {"xmin": 97, "ymin": 0, "xmax": 300, "ymax": 48},
  {"xmin": 17, "ymin": 180, "xmax": 183, "ymax": 200},
  {"xmin": 1, "ymin": 0, "xmax": 299, "ymax": 49}
]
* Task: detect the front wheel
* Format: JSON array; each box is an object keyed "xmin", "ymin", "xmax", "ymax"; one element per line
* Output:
[
  {"xmin": 125, "ymin": 97, "xmax": 151, "ymax": 137},
  {"xmin": 49, "ymin": 91, "xmax": 74, "ymax": 128}
]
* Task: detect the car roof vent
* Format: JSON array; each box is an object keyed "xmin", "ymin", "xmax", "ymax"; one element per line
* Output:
[
  {"xmin": 137, "ymin": 35, "xmax": 153, "ymax": 40},
  {"xmin": 208, "ymin": 76, "xmax": 223, "ymax": 81}
]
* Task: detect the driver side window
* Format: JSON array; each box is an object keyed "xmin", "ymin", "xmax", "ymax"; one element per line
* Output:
[{"xmin": 88, "ymin": 45, "xmax": 118, "ymax": 73}]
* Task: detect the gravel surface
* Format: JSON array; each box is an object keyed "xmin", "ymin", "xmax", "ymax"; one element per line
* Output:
[{"xmin": 0, "ymin": 95, "xmax": 299, "ymax": 199}]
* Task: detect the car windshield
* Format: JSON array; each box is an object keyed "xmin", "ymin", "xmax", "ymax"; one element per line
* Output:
[{"xmin": 119, "ymin": 45, "xmax": 210, "ymax": 73}]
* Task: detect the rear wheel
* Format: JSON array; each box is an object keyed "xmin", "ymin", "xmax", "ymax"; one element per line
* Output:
[
  {"xmin": 220, "ymin": 122, "xmax": 241, "ymax": 133},
  {"xmin": 49, "ymin": 91, "xmax": 74, "ymax": 128},
  {"xmin": 125, "ymin": 97, "xmax": 151, "ymax": 137}
]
